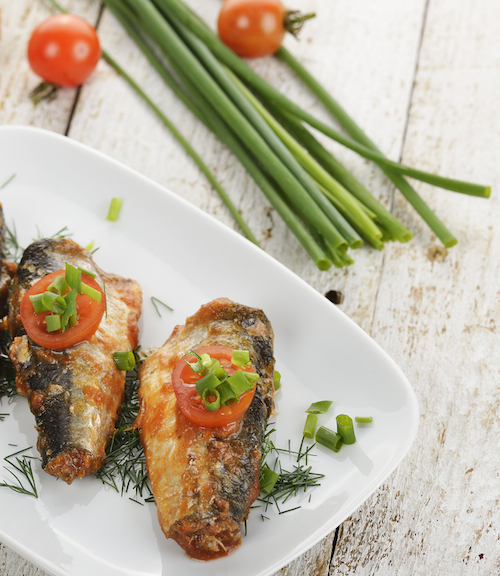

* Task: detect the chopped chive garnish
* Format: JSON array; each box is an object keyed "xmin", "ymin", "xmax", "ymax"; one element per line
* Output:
[
  {"xmin": 29, "ymin": 294, "xmax": 46, "ymax": 314},
  {"xmin": 336, "ymin": 414, "xmax": 356, "ymax": 445},
  {"xmin": 355, "ymin": 416, "xmax": 373, "ymax": 423},
  {"xmin": 273, "ymin": 371, "xmax": 281, "ymax": 391},
  {"xmin": 316, "ymin": 426, "xmax": 343, "ymax": 452},
  {"xmin": 78, "ymin": 267, "xmax": 96, "ymax": 279},
  {"xmin": 305, "ymin": 400, "xmax": 332, "ymax": 414},
  {"xmin": 259, "ymin": 466, "xmax": 279, "ymax": 493},
  {"xmin": 113, "ymin": 351, "xmax": 136, "ymax": 371},
  {"xmin": 45, "ymin": 314, "xmax": 62, "ymax": 332},
  {"xmin": 195, "ymin": 370, "xmax": 221, "ymax": 396},
  {"xmin": 202, "ymin": 387, "xmax": 221, "ymax": 411},
  {"xmin": 81, "ymin": 281, "xmax": 102, "ymax": 303},
  {"xmin": 151, "ymin": 296, "xmax": 174, "ymax": 316},
  {"xmin": 65, "ymin": 263, "xmax": 81, "ymax": 293},
  {"xmin": 107, "ymin": 198, "xmax": 123, "ymax": 222},
  {"xmin": 41, "ymin": 290, "xmax": 59, "ymax": 311},
  {"xmin": 226, "ymin": 370, "xmax": 254, "ymax": 395},
  {"xmin": 47, "ymin": 275, "xmax": 68, "ymax": 295},
  {"xmin": 217, "ymin": 381, "xmax": 238, "ymax": 405},
  {"xmin": 52, "ymin": 296, "xmax": 67, "ymax": 315},
  {"xmin": 231, "ymin": 349, "xmax": 250, "ymax": 368},
  {"xmin": 85, "ymin": 240, "xmax": 95, "ymax": 252},
  {"xmin": 303, "ymin": 413, "xmax": 318, "ymax": 439}
]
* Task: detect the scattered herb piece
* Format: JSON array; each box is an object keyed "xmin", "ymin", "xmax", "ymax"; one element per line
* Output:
[
  {"xmin": 315, "ymin": 426, "xmax": 343, "ymax": 453},
  {"xmin": 0, "ymin": 447, "xmax": 39, "ymax": 498},
  {"xmin": 306, "ymin": 400, "xmax": 332, "ymax": 414},
  {"xmin": 107, "ymin": 198, "xmax": 123, "ymax": 222},
  {"xmin": 355, "ymin": 416, "xmax": 373, "ymax": 423},
  {"xmin": 151, "ymin": 296, "xmax": 173, "ymax": 317},
  {"xmin": 113, "ymin": 350, "xmax": 136, "ymax": 371},
  {"xmin": 258, "ymin": 427, "xmax": 324, "ymax": 514},
  {"xmin": 0, "ymin": 174, "xmax": 16, "ymax": 190},
  {"xmin": 303, "ymin": 413, "xmax": 318, "ymax": 439},
  {"xmin": 336, "ymin": 414, "xmax": 356, "ymax": 445}
]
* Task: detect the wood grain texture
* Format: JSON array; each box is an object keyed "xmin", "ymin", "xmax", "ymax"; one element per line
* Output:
[
  {"xmin": 0, "ymin": 0, "xmax": 498, "ymax": 574},
  {"xmin": 330, "ymin": 0, "xmax": 500, "ymax": 574}
]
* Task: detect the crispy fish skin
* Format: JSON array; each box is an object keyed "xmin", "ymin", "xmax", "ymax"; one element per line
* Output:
[
  {"xmin": 137, "ymin": 298, "xmax": 275, "ymax": 560},
  {"xmin": 8, "ymin": 238, "xmax": 142, "ymax": 484}
]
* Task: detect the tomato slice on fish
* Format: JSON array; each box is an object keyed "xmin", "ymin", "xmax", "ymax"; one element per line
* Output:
[
  {"xmin": 171, "ymin": 345, "xmax": 257, "ymax": 428},
  {"xmin": 20, "ymin": 270, "xmax": 106, "ymax": 351}
]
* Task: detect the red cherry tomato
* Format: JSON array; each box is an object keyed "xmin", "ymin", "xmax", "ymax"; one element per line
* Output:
[
  {"xmin": 27, "ymin": 13, "xmax": 101, "ymax": 87},
  {"xmin": 218, "ymin": 0, "xmax": 287, "ymax": 58},
  {"xmin": 20, "ymin": 270, "xmax": 106, "ymax": 351},
  {"xmin": 171, "ymin": 346, "xmax": 257, "ymax": 428}
]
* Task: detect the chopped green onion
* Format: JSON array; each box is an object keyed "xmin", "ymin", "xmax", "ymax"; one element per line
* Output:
[
  {"xmin": 306, "ymin": 400, "xmax": 332, "ymax": 414},
  {"xmin": 303, "ymin": 413, "xmax": 318, "ymax": 439},
  {"xmin": 184, "ymin": 350, "xmax": 203, "ymax": 374},
  {"xmin": 81, "ymin": 281, "xmax": 102, "ymax": 303},
  {"xmin": 84, "ymin": 240, "xmax": 95, "ymax": 252},
  {"xmin": 217, "ymin": 381, "xmax": 239, "ymax": 405},
  {"xmin": 113, "ymin": 351, "xmax": 136, "ymax": 371},
  {"xmin": 336, "ymin": 414, "xmax": 356, "ymax": 445},
  {"xmin": 355, "ymin": 416, "xmax": 373, "ymax": 423},
  {"xmin": 29, "ymin": 294, "xmax": 47, "ymax": 314},
  {"xmin": 41, "ymin": 290, "xmax": 59, "ymax": 312},
  {"xmin": 231, "ymin": 349, "xmax": 250, "ymax": 368},
  {"xmin": 316, "ymin": 426, "xmax": 343, "ymax": 452},
  {"xmin": 78, "ymin": 267, "xmax": 96, "ymax": 279},
  {"xmin": 107, "ymin": 198, "xmax": 123, "ymax": 222},
  {"xmin": 202, "ymin": 387, "xmax": 221, "ymax": 411},
  {"xmin": 226, "ymin": 370, "xmax": 254, "ymax": 396},
  {"xmin": 65, "ymin": 263, "xmax": 81, "ymax": 293},
  {"xmin": 259, "ymin": 466, "xmax": 279, "ymax": 493},
  {"xmin": 195, "ymin": 370, "xmax": 221, "ymax": 396},
  {"xmin": 273, "ymin": 371, "xmax": 281, "ymax": 391},
  {"xmin": 242, "ymin": 372, "xmax": 260, "ymax": 383},
  {"xmin": 45, "ymin": 314, "xmax": 62, "ymax": 333},
  {"xmin": 47, "ymin": 275, "xmax": 68, "ymax": 295},
  {"xmin": 61, "ymin": 289, "xmax": 77, "ymax": 332},
  {"xmin": 52, "ymin": 296, "xmax": 67, "ymax": 315}
]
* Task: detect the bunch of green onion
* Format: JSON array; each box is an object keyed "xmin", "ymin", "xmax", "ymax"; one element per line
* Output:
[{"xmin": 52, "ymin": 0, "xmax": 490, "ymax": 270}]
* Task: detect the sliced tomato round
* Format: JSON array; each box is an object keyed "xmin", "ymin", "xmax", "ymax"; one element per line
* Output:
[
  {"xmin": 20, "ymin": 270, "xmax": 106, "ymax": 351},
  {"xmin": 171, "ymin": 345, "xmax": 257, "ymax": 428}
]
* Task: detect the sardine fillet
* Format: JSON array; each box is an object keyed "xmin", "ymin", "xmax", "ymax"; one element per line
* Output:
[
  {"xmin": 8, "ymin": 238, "xmax": 142, "ymax": 484},
  {"xmin": 137, "ymin": 298, "xmax": 275, "ymax": 560}
]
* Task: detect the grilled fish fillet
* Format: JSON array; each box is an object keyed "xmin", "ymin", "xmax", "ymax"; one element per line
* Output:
[
  {"xmin": 8, "ymin": 238, "xmax": 142, "ymax": 484},
  {"xmin": 137, "ymin": 298, "xmax": 275, "ymax": 560}
]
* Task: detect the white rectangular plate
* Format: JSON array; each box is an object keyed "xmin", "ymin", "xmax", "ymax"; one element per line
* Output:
[{"xmin": 0, "ymin": 126, "xmax": 418, "ymax": 576}]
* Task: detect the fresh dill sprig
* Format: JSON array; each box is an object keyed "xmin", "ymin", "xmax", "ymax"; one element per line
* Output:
[
  {"xmin": 0, "ymin": 331, "xmax": 17, "ymax": 400},
  {"xmin": 0, "ymin": 447, "xmax": 39, "ymax": 498},
  {"xmin": 95, "ymin": 348, "xmax": 154, "ymax": 502},
  {"xmin": 5, "ymin": 222, "xmax": 24, "ymax": 264},
  {"xmin": 0, "ymin": 413, "xmax": 8, "ymax": 422},
  {"xmin": 258, "ymin": 427, "xmax": 324, "ymax": 515},
  {"xmin": 151, "ymin": 296, "xmax": 173, "ymax": 317}
]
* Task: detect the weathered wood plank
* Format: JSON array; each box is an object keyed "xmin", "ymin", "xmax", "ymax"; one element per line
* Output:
[{"xmin": 330, "ymin": 0, "xmax": 500, "ymax": 573}]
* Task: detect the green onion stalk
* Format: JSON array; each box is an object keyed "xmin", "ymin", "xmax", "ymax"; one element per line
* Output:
[{"xmin": 151, "ymin": 0, "xmax": 490, "ymax": 244}]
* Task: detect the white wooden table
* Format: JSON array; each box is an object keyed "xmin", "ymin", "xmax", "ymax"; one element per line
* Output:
[{"xmin": 1, "ymin": 0, "xmax": 499, "ymax": 574}]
